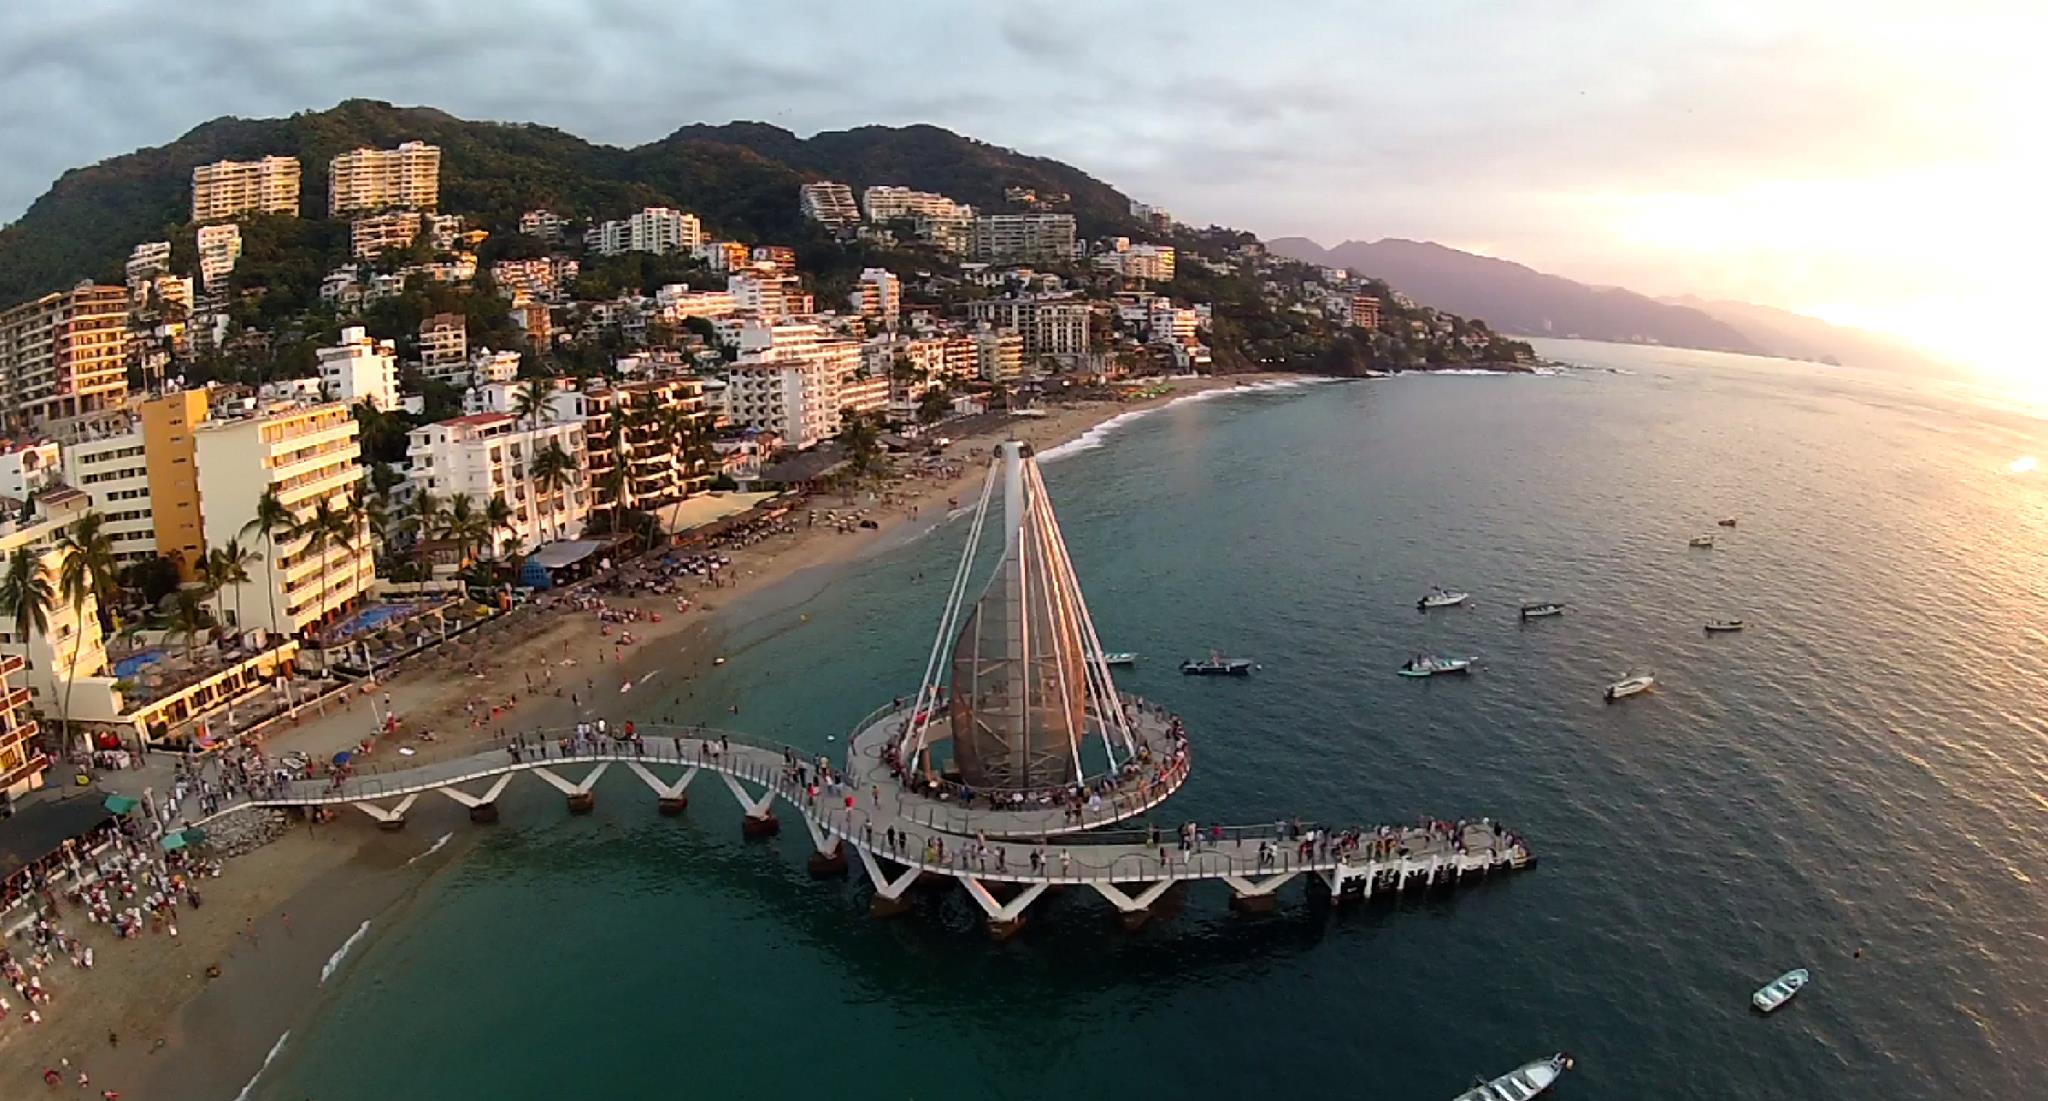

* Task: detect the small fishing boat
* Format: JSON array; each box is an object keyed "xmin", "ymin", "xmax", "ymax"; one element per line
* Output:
[
  {"xmin": 1520, "ymin": 601, "xmax": 1566, "ymax": 619},
  {"xmin": 1752, "ymin": 968, "xmax": 1809, "ymax": 1013},
  {"xmin": 1718, "ymin": 517, "xmax": 1738, "ymax": 527},
  {"xmin": 1604, "ymin": 673, "xmax": 1655, "ymax": 701},
  {"xmin": 1417, "ymin": 586, "xmax": 1470, "ymax": 610},
  {"xmin": 1688, "ymin": 535, "xmax": 1716, "ymax": 548},
  {"xmin": 1099, "ymin": 652, "xmax": 1138, "ymax": 666},
  {"xmin": 1398, "ymin": 654, "xmax": 1475, "ymax": 677},
  {"xmin": 1180, "ymin": 654, "xmax": 1255, "ymax": 676},
  {"xmin": 1704, "ymin": 620, "xmax": 1745, "ymax": 632},
  {"xmin": 1451, "ymin": 1052, "xmax": 1574, "ymax": 1101}
]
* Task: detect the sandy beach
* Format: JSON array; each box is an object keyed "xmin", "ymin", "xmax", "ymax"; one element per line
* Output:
[{"xmin": 0, "ymin": 373, "xmax": 1298, "ymax": 1098}]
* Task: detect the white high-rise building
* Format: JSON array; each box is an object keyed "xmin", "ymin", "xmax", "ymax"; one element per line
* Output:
[
  {"xmin": 585, "ymin": 208, "xmax": 702, "ymax": 256},
  {"xmin": 196, "ymin": 223, "xmax": 243, "ymax": 294},
  {"xmin": 727, "ymin": 272, "xmax": 806, "ymax": 319},
  {"xmin": 1093, "ymin": 241, "xmax": 1176, "ymax": 282},
  {"xmin": 418, "ymin": 314, "xmax": 468, "ymax": 381},
  {"xmin": 350, "ymin": 211, "xmax": 424, "ymax": 258},
  {"xmin": 328, "ymin": 141, "xmax": 441, "ymax": 216},
  {"xmin": 191, "ymin": 156, "xmax": 301, "ymax": 223},
  {"xmin": 724, "ymin": 320, "xmax": 861, "ymax": 449},
  {"xmin": 798, "ymin": 181, "xmax": 860, "ymax": 229},
  {"xmin": 850, "ymin": 268, "xmax": 901, "ymax": 324},
  {"xmin": 406, "ymin": 412, "xmax": 589, "ymax": 555},
  {"xmin": 126, "ymin": 242, "xmax": 172, "ymax": 291},
  {"xmin": 194, "ymin": 402, "xmax": 374, "ymax": 637},
  {"xmin": 861, "ymin": 185, "xmax": 970, "ymax": 223},
  {"xmin": 971, "ymin": 213, "xmax": 1078, "ymax": 262},
  {"xmin": 316, "ymin": 326, "xmax": 400, "ymax": 411}
]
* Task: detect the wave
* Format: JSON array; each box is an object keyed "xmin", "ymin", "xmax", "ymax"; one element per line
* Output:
[
  {"xmin": 231, "ymin": 1030, "xmax": 291, "ymax": 1101},
  {"xmin": 1039, "ymin": 378, "xmax": 1333, "ymax": 462},
  {"xmin": 320, "ymin": 920, "xmax": 371, "ymax": 984},
  {"xmin": 405, "ymin": 833, "xmax": 453, "ymax": 867}
]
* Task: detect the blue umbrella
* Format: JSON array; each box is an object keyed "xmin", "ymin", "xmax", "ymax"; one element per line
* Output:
[{"xmin": 331, "ymin": 750, "xmax": 353, "ymax": 765}]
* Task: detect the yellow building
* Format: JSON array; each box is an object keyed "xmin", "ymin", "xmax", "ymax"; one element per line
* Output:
[
  {"xmin": 191, "ymin": 156, "xmax": 301, "ymax": 223},
  {"xmin": 0, "ymin": 654, "xmax": 45, "ymax": 799},
  {"xmin": 141, "ymin": 389, "xmax": 210, "ymax": 579},
  {"xmin": 328, "ymin": 142, "xmax": 440, "ymax": 216},
  {"xmin": 194, "ymin": 402, "xmax": 373, "ymax": 637}
]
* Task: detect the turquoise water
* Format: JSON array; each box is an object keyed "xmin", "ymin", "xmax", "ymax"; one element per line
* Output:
[
  {"xmin": 261, "ymin": 343, "xmax": 2047, "ymax": 1100},
  {"xmin": 113, "ymin": 648, "xmax": 167, "ymax": 680}
]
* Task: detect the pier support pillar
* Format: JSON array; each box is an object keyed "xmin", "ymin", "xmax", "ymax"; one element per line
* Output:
[
  {"xmin": 808, "ymin": 841, "xmax": 848, "ymax": 878},
  {"xmin": 567, "ymin": 791, "xmax": 597, "ymax": 815},
  {"xmin": 1090, "ymin": 881, "xmax": 1174, "ymax": 931},
  {"xmin": 986, "ymin": 916, "xmax": 1028, "ymax": 942},
  {"xmin": 1229, "ymin": 891, "xmax": 1279, "ymax": 914},
  {"xmin": 469, "ymin": 803, "xmax": 499, "ymax": 824},
  {"xmin": 627, "ymin": 762, "xmax": 698, "ymax": 812},
  {"xmin": 352, "ymin": 793, "xmax": 418, "ymax": 831},
  {"xmin": 742, "ymin": 811, "xmax": 780, "ymax": 838},
  {"xmin": 657, "ymin": 796, "xmax": 689, "ymax": 816},
  {"xmin": 377, "ymin": 816, "xmax": 407, "ymax": 832},
  {"xmin": 870, "ymin": 892, "xmax": 913, "ymax": 918}
]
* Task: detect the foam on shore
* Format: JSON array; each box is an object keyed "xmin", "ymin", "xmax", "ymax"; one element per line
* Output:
[
  {"xmin": 230, "ymin": 1030, "xmax": 291, "ymax": 1101},
  {"xmin": 319, "ymin": 920, "xmax": 371, "ymax": 984},
  {"xmin": 405, "ymin": 832, "xmax": 454, "ymax": 866},
  {"xmin": 1038, "ymin": 378, "xmax": 1334, "ymax": 462}
]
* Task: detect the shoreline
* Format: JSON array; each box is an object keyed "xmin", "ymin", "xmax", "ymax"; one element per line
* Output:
[{"xmin": 0, "ymin": 371, "xmax": 1308, "ymax": 1098}]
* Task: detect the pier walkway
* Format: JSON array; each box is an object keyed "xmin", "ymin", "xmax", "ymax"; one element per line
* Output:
[{"xmin": 200, "ymin": 725, "xmax": 1532, "ymax": 935}]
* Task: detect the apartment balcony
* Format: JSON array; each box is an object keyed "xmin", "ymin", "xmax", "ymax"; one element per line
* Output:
[{"xmin": 1, "ymin": 686, "xmax": 30, "ymax": 712}]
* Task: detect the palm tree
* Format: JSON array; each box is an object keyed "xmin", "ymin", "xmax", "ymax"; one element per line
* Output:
[
  {"xmin": 211, "ymin": 538, "xmax": 257, "ymax": 638},
  {"xmin": 352, "ymin": 482, "xmax": 390, "ymax": 565},
  {"xmin": 445, "ymin": 493, "xmax": 483, "ymax": 567},
  {"xmin": 0, "ymin": 546, "xmax": 53, "ymax": 744},
  {"xmin": 531, "ymin": 441, "xmax": 576, "ymax": 544},
  {"xmin": 484, "ymin": 494, "xmax": 516, "ymax": 561},
  {"xmin": 511, "ymin": 379, "xmax": 553, "ymax": 541},
  {"xmin": 295, "ymin": 499, "xmax": 341, "ymax": 629},
  {"xmin": 407, "ymin": 488, "xmax": 445, "ymax": 581},
  {"xmin": 241, "ymin": 488, "xmax": 294, "ymax": 640},
  {"xmin": 54, "ymin": 513, "xmax": 119, "ymax": 753},
  {"xmin": 167, "ymin": 588, "xmax": 212, "ymax": 662}
]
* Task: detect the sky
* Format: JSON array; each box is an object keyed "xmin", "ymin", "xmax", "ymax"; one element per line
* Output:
[{"xmin": 1, "ymin": 0, "xmax": 2040, "ymax": 373}]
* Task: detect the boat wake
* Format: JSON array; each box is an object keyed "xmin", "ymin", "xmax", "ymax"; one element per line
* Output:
[
  {"xmin": 1040, "ymin": 378, "xmax": 1333, "ymax": 462},
  {"xmin": 320, "ymin": 920, "xmax": 371, "ymax": 984},
  {"xmin": 230, "ymin": 1030, "xmax": 291, "ymax": 1101},
  {"xmin": 405, "ymin": 832, "xmax": 453, "ymax": 866}
]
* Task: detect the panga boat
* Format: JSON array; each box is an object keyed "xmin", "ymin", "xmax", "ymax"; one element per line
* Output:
[
  {"xmin": 1753, "ymin": 968, "xmax": 1809, "ymax": 1013},
  {"xmin": 1520, "ymin": 601, "xmax": 1566, "ymax": 619},
  {"xmin": 1099, "ymin": 652, "xmax": 1138, "ymax": 666},
  {"xmin": 1452, "ymin": 1053, "xmax": 1574, "ymax": 1101},
  {"xmin": 1399, "ymin": 654, "xmax": 1475, "ymax": 677},
  {"xmin": 1704, "ymin": 620, "xmax": 1745, "ymax": 633},
  {"xmin": 1417, "ymin": 586, "xmax": 1470, "ymax": 610},
  {"xmin": 1718, "ymin": 517, "xmax": 1738, "ymax": 527},
  {"xmin": 1688, "ymin": 535, "xmax": 1716, "ymax": 548},
  {"xmin": 1604, "ymin": 673, "xmax": 1655, "ymax": 701},
  {"xmin": 1180, "ymin": 655, "xmax": 1254, "ymax": 676}
]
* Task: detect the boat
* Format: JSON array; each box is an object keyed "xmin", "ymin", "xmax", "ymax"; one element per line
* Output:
[
  {"xmin": 1417, "ymin": 586, "xmax": 1470, "ymax": 610},
  {"xmin": 1399, "ymin": 654, "xmax": 1475, "ymax": 677},
  {"xmin": 1704, "ymin": 619, "xmax": 1745, "ymax": 632},
  {"xmin": 1099, "ymin": 652, "xmax": 1138, "ymax": 666},
  {"xmin": 1688, "ymin": 535, "xmax": 1716, "ymax": 548},
  {"xmin": 1180, "ymin": 654, "xmax": 1254, "ymax": 676},
  {"xmin": 1753, "ymin": 968, "xmax": 1809, "ymax": 1013},
  {"xmin": 1604, "ymin": 673, "xmax": 1655, "ymax": 701},
  {"xmin": 1452, "ymin": 1053, "xmax": 1574, "ymax": 1101},
  {"xmin": 1718, "ymin": 517, "xmax": 1738, "ymax": 527},
  {"xmin": 1519, "ymin": 601, "xmax": 1566, "ymax": 619}
]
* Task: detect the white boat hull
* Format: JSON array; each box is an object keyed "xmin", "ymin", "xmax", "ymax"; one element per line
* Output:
[
  {"xmin": 1605, "ymin": 676, "xmax": 1655, "ymax": 701},
  {"xmin": 1452, "ymin": 1054, "xmax": 1573, "ymax": 1101}
]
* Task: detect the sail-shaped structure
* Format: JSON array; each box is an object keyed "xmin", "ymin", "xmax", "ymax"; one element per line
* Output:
[{"xmin": 900, "ymin": 441, "xmax": 1136, "ymax": 790}]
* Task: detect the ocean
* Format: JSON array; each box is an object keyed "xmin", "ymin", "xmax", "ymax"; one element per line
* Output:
[{"xmin": 255, "ymin": 340, "xmax": 2048, "ymax": 1100}]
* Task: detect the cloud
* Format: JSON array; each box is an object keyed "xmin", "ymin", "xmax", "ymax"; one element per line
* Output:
[{"xmin": 0, "ymin": 0, "xmax": 2034, "ymax": 358}]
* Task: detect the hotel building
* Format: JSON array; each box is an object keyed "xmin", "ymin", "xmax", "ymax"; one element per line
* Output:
[
  {"xmin": 0, "ymin": 283, "xmax": 130, "ymax": 425},
  {"xmin": 191, "ymin": 156, "xmax": 301, "ymax": 223},
  {"xmin": 328, "ymin": 141, "xmax": 441, "ymax": 216}
]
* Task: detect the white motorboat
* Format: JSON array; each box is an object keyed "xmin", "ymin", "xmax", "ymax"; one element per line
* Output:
[
  {"xmin": 1099, "ymin": 652, "xmax": 1138, "ymax": 666},
  {"xmin": 1753, "ymin": 968, "xmax": 1809, "ymax": 1013},
  {"xmin": 1417, "ymin": 586, "xmax": 1470, "ymax": 610},
  {"xmin": 1688, "ymin": 535, "xmax": 1716, "ymax": 548},
  {"xmin": 1452, "ymin": 1052, "xmax": 1574, "ymax": 1101},
  {"xmin": 1180, "ymin": 655, "xmax": 1255, "ymax": 676},
  {"xmin": 1604, "ymin": 673, "xmax": 1655, "ymax": 701},
  {"xmin": 1520, "ymin": 601, "xmax": 1566, "ymax": 619},
  {"xmin": 1704, "ymin": 619, "xmax": 1745, "ymax": 633},
  {"xmin": 1399, "ymin": 654, "xmax": 1475, "ymax": 677}
]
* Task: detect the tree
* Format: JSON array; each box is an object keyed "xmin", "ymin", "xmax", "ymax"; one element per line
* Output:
[
  {"xmin": 210, "ymin": 538, "xmax": 258, "ymax": 637},
  {"xmin": 350, "ymin": 482, "xmax": 389, "ymax": 563},
  {"xmin": 445, "ymin": 493, "xmax": 484, "ymax": 566},
  {"xmin": 295, "ymin": 499, "xmax": 342, "ymax": 630},
  {"xmin": 917, "ymin": 387, "xmax": 952, "ymax": 425},
  {"xmin": 530, "ymin": 442, "xmax": 576, "ymax": 544},
  {"xmin": 241, "ymin": 488, "xmax": 295, "ymax": 640},
  {"xmin": 0, "ymin": 547, "xmax": 54, "ymax": 751},
  {"xmin": 512, "ymin": 378, "xmax": 555, "ymax": 545},
  {"xmin": 407, "ymin": 488, "xmax": 446, "ymax": 580},
  {"xmin": 55, "ymin": 516, "xmax": 118, "ymax": 753},
  {"xmin": 839, "ymin": 408, "xmax": 882, "ymax": 476},
  {"xmin": 484, "ymin": 494, "xmax": 516, "ymax": 561},
  {"xmin": 167, "ymin": 588, "xmax": 213, "ymax": 663}
]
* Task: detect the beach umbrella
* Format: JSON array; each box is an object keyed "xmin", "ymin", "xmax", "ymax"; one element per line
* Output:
[
  {"xmin": 102, "ymin": 794, "xmax": 139, "ymax": 815},
  {"xmin": 332, "ymin": 750, "xmax": 353, "ymax": 765},
  {"xmin": 159, "ymin": 832, "xmax": 188, "ymax": 851}
]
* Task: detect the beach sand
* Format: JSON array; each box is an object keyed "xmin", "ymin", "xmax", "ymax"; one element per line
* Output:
[{"xmin": 0, "ymin": 373, "xmax": 1298, "ymax": 1097}]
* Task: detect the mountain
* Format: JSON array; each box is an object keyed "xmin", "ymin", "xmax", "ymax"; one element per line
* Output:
[
  {"xmin": 0, "ymin": 100, "xmax": 1147, "ymax": 308},
  {"xmin": 1659, "ymin": 295, "xmax": 1953, "ymax": 376},
  {"xmin": 1267, "ymin": 236, "xmax": 1764, "ymax": 355}
]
